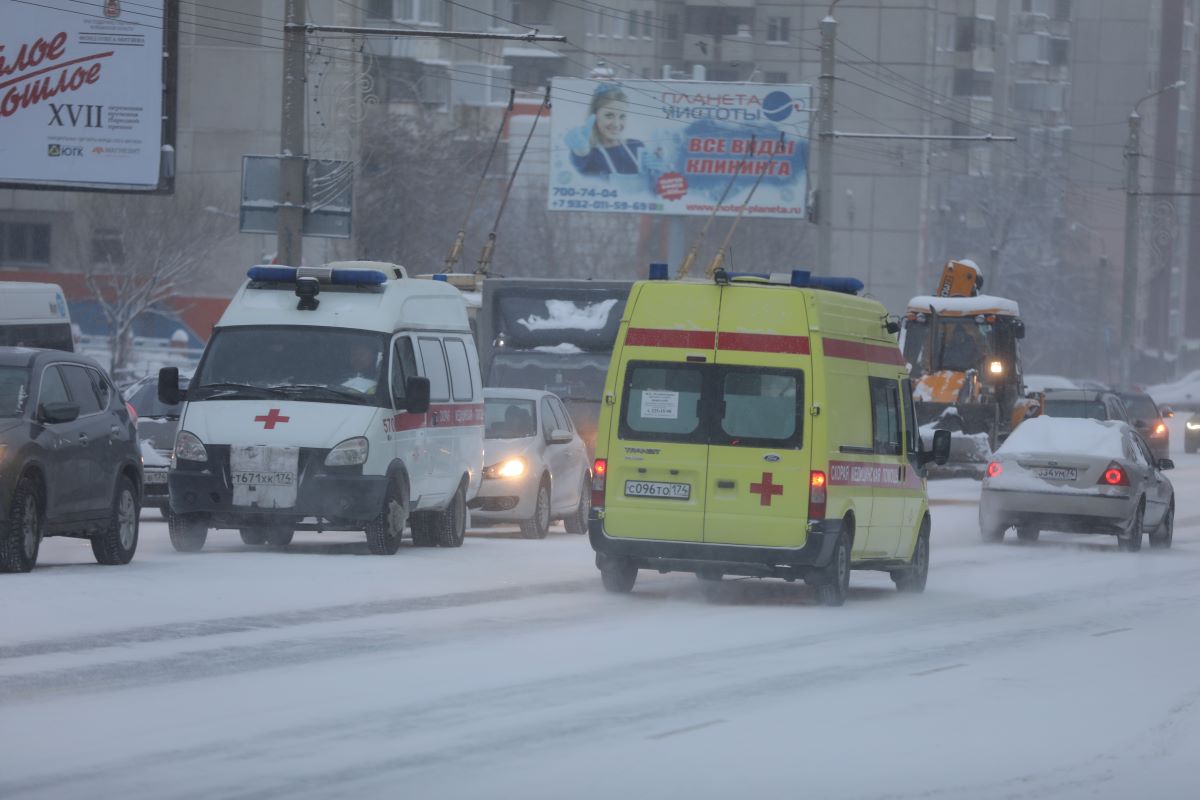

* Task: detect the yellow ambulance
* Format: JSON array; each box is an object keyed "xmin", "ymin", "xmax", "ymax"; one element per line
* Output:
[{"xmin": 588, "ymin": 267, "xmax": 950, "ymax": 606}]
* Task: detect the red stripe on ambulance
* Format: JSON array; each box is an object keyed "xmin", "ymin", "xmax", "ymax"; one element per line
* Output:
[{"xmin": 385, "ymin": 403, "xmax": 484, "ymax": 433}]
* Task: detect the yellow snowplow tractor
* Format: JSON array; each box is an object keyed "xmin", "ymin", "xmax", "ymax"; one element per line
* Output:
[{"xmin": 901, "ymin": 263, "xmax": 1029, "ymax": 471}]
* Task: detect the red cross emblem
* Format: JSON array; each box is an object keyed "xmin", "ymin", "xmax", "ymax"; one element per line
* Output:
[
  {"xmin": 254, "ymin": 408, "xmax": 290, "ymax": 429},
  {"xmin": 749, "ymin": 472, "xmax": 783, "ymax": 506}
]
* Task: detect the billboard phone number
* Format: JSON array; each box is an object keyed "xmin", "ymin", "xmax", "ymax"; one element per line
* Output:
[{"xmin": 551, "ymin": 199, "xmax": 665, "ymax": 211}]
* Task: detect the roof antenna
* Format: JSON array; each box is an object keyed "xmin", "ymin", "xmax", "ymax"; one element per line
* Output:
[
  {"xmin": 706, "ymin": 132, "xmax": 786, "ymax": 279},
  {"xmin": 477, "ymin": 85, "xmax": 551, "ymax": 276},
  {"xmin": 444, "ymin": 89, "xmax": 515, "ymax": 272},
  {"xmin": 676, "ymin": 134, "xmax": 756, "ymax": 279}
]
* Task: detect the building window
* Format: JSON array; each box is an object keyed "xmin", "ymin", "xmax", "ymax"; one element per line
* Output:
[
  {"xmin": 1053, "ymin": 0, "xmax": 1071, "ymax": 21},
  {"xmin": 628, "ymin": 11, "xmax": 637, "ymax": 37},
  {"xmin": 766, "ymin": 16, "xmax": 790, "ymax": 43},
  {"xmin": 642, "ymin": 10, "xmax": 652, "ymax": 37},
  {"xmin": 0, "ymin": 221, "xmax": 51, "ymax": 266},
  {"xmin": 1050, "ymin": 36, "xmax": 1069, "ymax": 66},
  {"xmin": 765, "ymin": 71, "xmax": 789, "ymax": 84},
  {"xmin": 91, "ymin": 228, "xmax": 124, "ymax": 265},
  {"xmin": 366, "ymin": 0, "xmax": 391, "ymax": 20},
  {"xmin": 397, "ymin": 0, "xmax": 444, "ymax": 24},
  {"xmin": 664, "ymin": 12, "xmax": 678, "ymax": 41}
]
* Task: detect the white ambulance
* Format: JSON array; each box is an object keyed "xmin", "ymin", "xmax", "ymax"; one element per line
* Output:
[{"xmin": 158, "ymin": 263, "xmax": 484, "ymax": 555}]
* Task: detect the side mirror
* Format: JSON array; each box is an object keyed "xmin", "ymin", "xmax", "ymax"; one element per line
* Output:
[
  {"xmin": 931, "ymin": 429, "xmax": 952, "ymax": 466},
  {"xmin": 548, "ymin": 428, "xmax": 573, "ymax": 445},
  {"xmin": 158, "ymin": 367, "xmax": 182, "ymax": 405},
  {"xmin": 1161, "ymin": 406, "xmax": 1175, "ymax": 418},
  {"xmin": 1158, "ymin": 457, "xmax": 1175, "ymax": 471},
  {"xmin": 40, "ymin": 401, "xmax": 80, "ymax": 424},
  {"xmin": 1013, "ymin": 320, "xmax": 1026, "ymax": 339},
  {"xmin": 404, "ymin": 376, "xmax": 431, "ymax": 414}
]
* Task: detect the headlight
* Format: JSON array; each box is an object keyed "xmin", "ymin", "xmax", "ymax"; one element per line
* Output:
[
  {"xmin": 325, "ymin": 437, "xmax": 369, "ymax": 466},
  {"xmin": 1186, "ymin": 421, "xmax": 1200, "ymax": 431},
  {"xmin": 988, "ymin": 360, "xmax": 1004, "ymax": 375},
  {"xmin": 483, "ymin": 457, "xmax": 526, "ymax": 479},
  {"xmin": 174, "ymin": 430, "xmax": 207, "ymax": 463}
]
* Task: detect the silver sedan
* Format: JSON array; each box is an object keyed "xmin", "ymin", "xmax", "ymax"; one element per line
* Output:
[
  {"xmin": 469, "ymin": 389, "xmax": 592, "ymax": 539},
  {"xmin": 979, "ymin": 416, "xmax": 1174, "ymax": 551}
]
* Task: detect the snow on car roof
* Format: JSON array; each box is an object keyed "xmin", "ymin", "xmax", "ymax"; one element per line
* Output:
[
  {"xmin": 998, "ymin": 416, "xmax": 1127, "ymax": 459},
  {"xmin": 906, "ymin": 294, "xmax": 1020, "ymax": 316},
  {"xmin": 1024, "ymin": 374, "xmax": 1078, "ymax": 392}
]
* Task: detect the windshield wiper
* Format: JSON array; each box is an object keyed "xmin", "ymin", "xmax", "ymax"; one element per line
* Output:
[
  {"xmin": 269, "ymin": 384, "xmax": 371, "ymax": 404},
  {"xmin": 195, "ymin": 382, "xmax": 285, "ymax": 400}
]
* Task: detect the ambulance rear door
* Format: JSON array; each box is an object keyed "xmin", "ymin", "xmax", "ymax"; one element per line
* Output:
[
  {"xmin": 703, "ymin": 286, "xmax": 812, "ymax": 548},
  {"xmin": 601, "ymin": 284, "xmax": 718, "ymax": 543}
]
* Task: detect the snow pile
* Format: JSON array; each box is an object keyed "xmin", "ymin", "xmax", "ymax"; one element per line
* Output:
[
  {"xmin": 997, "ymin": 416, "xmax": 1124, "ymax": 460},
  {"xmin": 1024, "ymin": 374, "xmax": 1079, "ymax": 393},
  {"xmin": 1147, "ymin": 369, "xmax": 1200, "ymax": 410},
  {"xmin": 533, "ymin": 343, "xmax": 585, "ymax": 354},
  {"xmin": 905, "ymin": 294, "xmax": 1020, "ymax": 316},
  {"xmin": 518, "ymin": 299, "xmax": 619, "ymax": 332}
]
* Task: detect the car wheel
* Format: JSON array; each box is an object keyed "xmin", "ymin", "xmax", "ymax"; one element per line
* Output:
[
  {"xmin": 91, "ymin": 475, "xmax": 139, "ymax": 565},
  {"xmin": 564, "ymin": 476, "xmax": 590, "ymax": 535},
  {"xmin": 598, "ymin": 553, "xmax": 637, "ymax": 593},
  {"xmin": 265, "ymin": 525, "xmax": 295, "ymax": 548},
  {"xmin": 410, "ymin": 511, "xmax": 439, "ymax": 547},
  {"xmin": 815, "ymin": 525, "xmax": 852, "ymax": 607},
  {"xmin": 239, "ymin": 528, "xmax": 268, "ymax": 546},
  {"xmin": 168, "ymin": 511, "xmax": 209, "ymax": 553},
  {"xmin": 980, "ymin": 521, "xmax": 1007, "ymax": 543},
  {"xmin": 0, "ymin": 476, "xmax": 43, "ymax": 573},
  {"xmin": 520, "ymin": 478, "xmax": 552, "ymax": 539},
  {"xmin": 892, "ymin": 518, "xmax": 930, "ymax": 593},
  {"xmin": 366, "ymin": 479, "xmax": 408, "ymax": 555},
  {"xmin": 1016, "ymin": 525, "xmax": 1040, "ymax": 543},
  {"xmin": 1149, "ymin": 500, "xmax": 1174, "ymax": 549},
  {"xmin": 437, "ymin": 484, "xmax": 466, "ymax": 548},
  {"xmin": 1117, "ymin": 502, "xmax": 1144, "ymax": 553}
]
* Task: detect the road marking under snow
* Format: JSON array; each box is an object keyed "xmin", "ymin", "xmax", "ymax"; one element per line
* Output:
[
  {"xmin": 647, "ymin": 719, "xmax": 726, "ymax": 740},
  {"xmin": 911, "ymin": 663, "xmax": 967, "ymax": 677},
  {"xmin": 1091, "ymin": 627, "xmax": 1132, "ymax": 638}
]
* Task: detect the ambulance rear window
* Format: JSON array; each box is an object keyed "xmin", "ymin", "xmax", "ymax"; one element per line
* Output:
[
  {"xmin": 717, "ymin": 368, "xmax": 802, "ymax": 447},
  {"xmin": 621, "ymin": 363, "xmax": 703, "ymax": 442}
]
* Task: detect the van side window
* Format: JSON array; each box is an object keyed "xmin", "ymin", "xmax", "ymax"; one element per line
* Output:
[
  {"xmin": 391, "ymin": 337, "xmax": 418, "ymax": 404},
  {"xmin": 444, "ymin": 338, "xmax": 474, "ymax": 402},
  {"xmin": 870, "ymin": 377, "xmax": 903, "ymax": 456},
  {"xmin": 417, "ymin": 338, "xmax": 451, "ymax": 402},
  {"xmin": 901, "ymin": 378, "xmax": 919, "ymax": 455},
  {"xmin": 620, "ymin": 362, "xmax": 704, "ymax": 442},
  {"xmin": 717, "ymin": 368, "xmax": 802, "ymax": 447}
]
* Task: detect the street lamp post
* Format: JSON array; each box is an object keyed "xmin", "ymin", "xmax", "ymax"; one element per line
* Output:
[{"xmin": 1122, "ymin": 80, "xmax": 1185, "ymax": 386}]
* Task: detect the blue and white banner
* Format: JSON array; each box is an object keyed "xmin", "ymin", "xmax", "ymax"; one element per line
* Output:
[{"xmin": 548, "ymin": 78, "xmax": 811, "ymax": 219}]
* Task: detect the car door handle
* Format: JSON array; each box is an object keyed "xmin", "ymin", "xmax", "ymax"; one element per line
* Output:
[
  {"xmin": 717, "ymin": 480, "xmax": 735, "ymax": 489},
  {"xmin": 78, "ymin": 434, "xmax": 89, "ymax": 445}
]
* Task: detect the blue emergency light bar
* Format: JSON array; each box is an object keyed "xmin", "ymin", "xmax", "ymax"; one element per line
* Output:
[
  {"xmin": 246, "ymin": 265, "xmax": 388, "ymax": 286},
  {"xmin": 710, "ymin": 268, "xmax": 864, "ymax": 296}
]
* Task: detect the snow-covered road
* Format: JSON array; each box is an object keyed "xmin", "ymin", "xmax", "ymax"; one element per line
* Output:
[{"xmin": 3, "ymin": 459, "xmax": 1199, "ymax": 799}]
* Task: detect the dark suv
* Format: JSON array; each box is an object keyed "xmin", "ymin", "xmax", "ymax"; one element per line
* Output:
[{"xmin": 0, "ymin": 347, "xmax": 142, "ymax": 572}]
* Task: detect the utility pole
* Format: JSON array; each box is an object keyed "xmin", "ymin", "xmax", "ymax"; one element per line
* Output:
[
  {"xmin": 816, "ymin": 7, "xmax": 837, "ymax": 276},
  {"xmin": 278, "ymin": 0, "xmax": 306, "ymax": 267},
  {"xmin": 1121, "ymin": 109, "xmax": 1140, "ymax": 386}
]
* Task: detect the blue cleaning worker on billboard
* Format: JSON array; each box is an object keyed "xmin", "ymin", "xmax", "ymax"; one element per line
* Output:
[{"xmin": 565, "ymin": 83, "xmax": 649, "ymax": 176}]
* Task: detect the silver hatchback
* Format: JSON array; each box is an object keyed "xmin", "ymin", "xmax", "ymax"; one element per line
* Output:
[{"xmin": 979, "ymin": 416, "xmax": 1174, "ymax": 551}]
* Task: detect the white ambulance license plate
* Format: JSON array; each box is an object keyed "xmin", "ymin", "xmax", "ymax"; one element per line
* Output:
[
  {"xmin": 624, "ymin": 480, "xmax": 690, "ymax": 500},
  {"xmin": 231, "ymin": 471, "xmax": 296, "ymax": 486},
  {"xmin": 144, "ymin": 471, "xmax": 168, "ymax": 485},
  {"xmin": 1035, "ymin": 467, "xmax": 1077, "ymax": 481}
]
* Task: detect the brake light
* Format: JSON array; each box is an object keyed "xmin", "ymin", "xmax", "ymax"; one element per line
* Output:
[
  {"xmin": 1099, "ymin": 462, "xmax": 1130, "ymax": 486},
  {"xmin": 986, "ymin": 461, "xmax": 1002, "ymax": 478},
  {"xmin": 592, "ymin": 458, "xmax": 607, "ymax": 511},
  {"xmin": 808, "ymin": 470, "xmax": 827, "ymax": 520},
  {"xmin": 126, "ymin": 402, "xmax": 138, "ymax": 424}
]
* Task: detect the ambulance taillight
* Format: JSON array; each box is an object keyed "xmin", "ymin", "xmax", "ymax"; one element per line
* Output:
[
  {"xmin": 592, "ymin": 458, "xmax": 607, "ymax": 511},
  {"xmin": 808, "ymin": 471, "xmax": 827, "ymax": 520}
]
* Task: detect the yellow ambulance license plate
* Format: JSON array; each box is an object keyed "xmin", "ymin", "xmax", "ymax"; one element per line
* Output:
[{"xmin": 624, "ymin": 480, "xmax": 690, "ymax": 500}]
